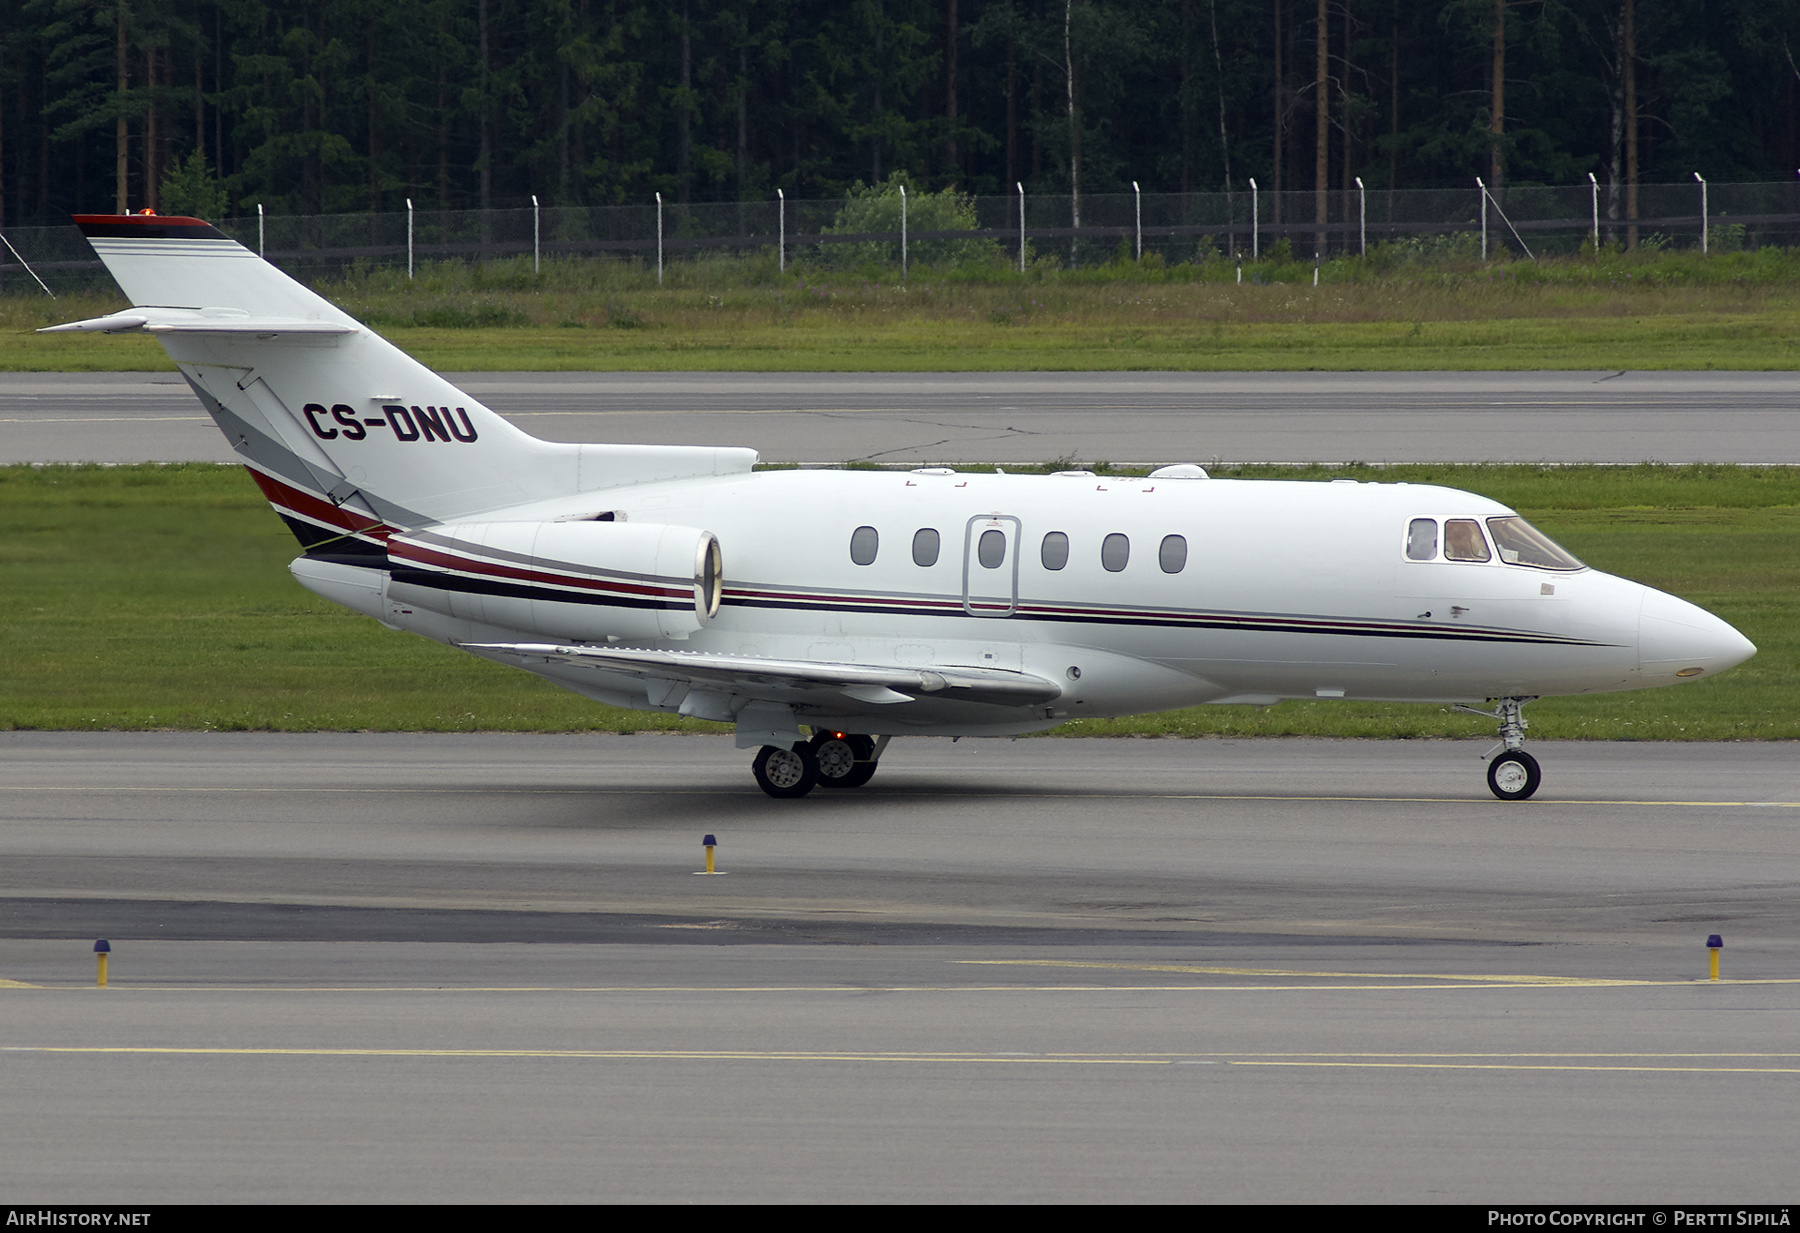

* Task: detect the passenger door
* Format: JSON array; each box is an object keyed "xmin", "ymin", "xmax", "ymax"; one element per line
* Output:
[{"xmin": 962, "ymin": 515, "xmax": 1021, "ymax": 617}]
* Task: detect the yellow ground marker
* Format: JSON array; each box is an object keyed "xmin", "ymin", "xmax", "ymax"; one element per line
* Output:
[{"xmin": 695, "ymin": 833, "xmax": 724, "ymax": 875}]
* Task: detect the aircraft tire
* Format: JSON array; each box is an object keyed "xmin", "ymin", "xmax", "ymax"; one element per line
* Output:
[
  {"xmin": 1486, "ymin": 750, "xmax": 1541, "ymax": 801},
  {"xmin": 830, "ymin": 761, "xmax": 879, "ymax": 789},
  {"xmin": 813, "ymin": 734, "xmax": 878, "ymax": 789},
  {"xmin": 753, "ymin": 744, "xmax": 817, "ymax": 798}
]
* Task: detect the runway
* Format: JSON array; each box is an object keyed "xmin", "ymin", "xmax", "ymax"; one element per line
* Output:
[
  {"xmin": 3, "ymin": 733, "xmax": 1796, "ymax": 1202},
  {"xmin": 6, "ymin": 369, "xmax": 1800, "ymax": 465}
]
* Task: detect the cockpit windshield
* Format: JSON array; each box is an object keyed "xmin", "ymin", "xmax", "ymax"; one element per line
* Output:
[{"xmin": 1485, "ymin": 516, "xmax": 1584, "ymax": 571}]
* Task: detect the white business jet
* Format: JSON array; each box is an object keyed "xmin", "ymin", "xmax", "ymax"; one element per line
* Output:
[{"xmin": 45, "ymin": 213, "xmax": 1755, "ymax": 800}]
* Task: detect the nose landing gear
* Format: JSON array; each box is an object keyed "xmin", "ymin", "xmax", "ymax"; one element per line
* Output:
[
  {"xmin": 1457, "ymin": 697, "xmax": 1541, "ymax": 801},
  {"xmin": 1486, "ymin": 749, "xmax": 1541, "ymax": 801}
]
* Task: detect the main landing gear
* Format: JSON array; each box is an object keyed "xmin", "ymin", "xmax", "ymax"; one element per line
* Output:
[
  {"xmin": 750, "ymin": 732, "xmax": 888, "ymax": 798},
  {"xmin": 1457, "ymin": 697, "xmax": 1541, "ymax": 801}
]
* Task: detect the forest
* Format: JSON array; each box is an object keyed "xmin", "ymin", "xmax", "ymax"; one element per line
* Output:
[{"xmin": 0, "ymin": 1, "xmax": 1796, "ymax": 229}]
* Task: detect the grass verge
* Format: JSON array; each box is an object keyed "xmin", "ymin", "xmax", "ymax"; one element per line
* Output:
[
  {"xmin": 1, "ymin": 462, "xmax": 1790, "ymax": 739},
  {"xmin": 9, "ymin": 245, "xmax": 1800, "ymax": 371}
]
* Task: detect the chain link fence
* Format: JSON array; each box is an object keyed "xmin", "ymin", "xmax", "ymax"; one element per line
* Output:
[{"xmin": 6, "ymin": 179, "xmax": 1799, "ymax": 291}]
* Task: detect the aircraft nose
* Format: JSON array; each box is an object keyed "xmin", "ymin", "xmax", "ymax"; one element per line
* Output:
[{"xmin": 1638, "ymin": 586, "xmax": 1756, "ymax": 682}]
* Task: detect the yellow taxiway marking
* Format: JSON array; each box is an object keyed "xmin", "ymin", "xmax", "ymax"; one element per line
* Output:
[
  {"xmin": 963, "ymin": 959, "xmax": 1800, "ymax": 988},
  {"xmin": 11, "ymin": 978, "xmax": 1800, "ymax": 993},
  {"xmin": 962, "ymin": 959, "xmax": 1645, "ymax": 986},
  {"xmin": 0, "ymin": 983, "xmax": 1659, "ymax": 992},
  {"xmin": 5, "ymin": 1045, "xmax": 1799, "ymax": 1073},
  {"xmin": 4, "ymin": 785, "xmax": 1798, "ymax": 808}
]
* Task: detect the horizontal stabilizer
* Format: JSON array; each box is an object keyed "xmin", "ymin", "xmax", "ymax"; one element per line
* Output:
[
  {"xmin": 39, "ymin": 308, "xmax": 357, "ymax": 336},
  {"xmin": 466, "ymin": 642, "xmax": 1064, "ymax": 708}
]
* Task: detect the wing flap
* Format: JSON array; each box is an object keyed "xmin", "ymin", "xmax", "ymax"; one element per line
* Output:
[{"xmin": 466, "ymin": 642, "xmax": 1063, "ymax": 707}]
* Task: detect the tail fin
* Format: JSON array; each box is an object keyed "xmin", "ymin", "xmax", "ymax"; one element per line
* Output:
[{"xmin": 47, "ymin": 214, "xmax": 753, "ymax": 550}]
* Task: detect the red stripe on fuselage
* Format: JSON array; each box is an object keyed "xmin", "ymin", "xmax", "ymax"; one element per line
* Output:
[
  {"xmin": 245, "ymin": 467, "xmax": 394, "ymax": 541},
  {"xmin": 388, "ymin": 538, "xmax": 690, "ymax": 601}
]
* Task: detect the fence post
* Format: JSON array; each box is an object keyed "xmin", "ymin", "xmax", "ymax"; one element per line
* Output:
[
  {"xmin": 1248, "ymin": 178, "xmax": 1258, "ymax": 259},
  {"xmin": 257, "ymin": 203, "xmax": 264, "ymax": 258},
  {"xmin": 1694, "ymin": 172, "xmax": 1708, "ymax": 253},
  {"xmin": 899, "ymin": 185, "xmax": 907, "ymax": 281},
  {"xmin": 1133, "ymin": 180, "xmax": 1141, "ymax": 261},
  {"xmin": 406, "ymin": 198, "xmax": 414, "ymax": 279},
  {"xmin": 1587, "ymin": 173, "xmax": 1599, "ymax": 250},
  {"xmin": 1017, "ymin": 182, "xmax": 1025, "ymax": 272},
  {"xmin": 1355, "ymin": 176, "xmax": 1365, "ymax": 256},
  {"xmin": 777, "ymin": 188, "xmax": 785, "ymax": 271},
  {"xmin": 1476, "ymin": 177, "xmax": 1488, "ymax": 260},
  {"xmin": 655, "ymin": 191, "xmax": 663, "ymax": 286},
  {"xmin": 531, "ymin": 194, "xmax": 540, "ymax": 274}
]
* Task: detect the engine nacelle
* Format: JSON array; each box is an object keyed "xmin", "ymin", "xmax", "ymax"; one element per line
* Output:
[{"xmin": 386, "ymin": 519, "xmax": 722, "ymax": 641}]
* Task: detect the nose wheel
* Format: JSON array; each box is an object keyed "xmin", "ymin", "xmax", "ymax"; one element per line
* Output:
[
  {"xmin": 1486, "ymin": 750, "xmax": 1541, "ymax": 801},
  {"xmin": 1457, "ymin": 697, "xmax": 1541, "ymax": 801}
]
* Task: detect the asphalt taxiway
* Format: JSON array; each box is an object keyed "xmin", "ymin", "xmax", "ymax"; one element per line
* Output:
[
  {"xmin": 6, "ymin": 369, "xmax": 1800, "ymax": 465},
  {"xmin": 3, "ymin": 733, "xmax": 1796, "ymax": 1202}
]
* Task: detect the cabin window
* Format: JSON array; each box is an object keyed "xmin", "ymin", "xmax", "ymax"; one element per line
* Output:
[
  {"xmin": 1041, "ymin": 531, "xmax": 1070, "ymax": 570},
  {"xmin": 1158, "ymin": 535, "xmax": 1187, "ymax": 574},
  {"xmin": 1443, "ymin": 518, "xmax": 1491, "ymax": 562},
  {"xmin": 1406, "ymin": 518, "xmax": 1438, "ymax": 561},
  {"xmin": 1487, "ymin": 517, "xmax": 1584, "ymax": 571},
  {"xmin": 849, "ymin": 525, "xmax": 879, "ymax": 565},
  {"xmin": 912, "ymin": 528, "xmax": 940, "ymax": 567},
  {"xmin": 1101, "ymin": 533, "xmax": 1130, "ymax": 572},
  {"xmin": 977, "ymin": 528, "xmax": 1007, "ymax": 568}
]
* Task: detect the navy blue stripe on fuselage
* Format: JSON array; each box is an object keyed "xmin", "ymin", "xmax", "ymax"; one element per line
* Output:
[
  {"xmin": 390, "ymin": 568, "xmax": 689, "ymax": 612},
  {"xmin": 721, "ymin": 588, "xmax": 1609, "ymax": 647}
]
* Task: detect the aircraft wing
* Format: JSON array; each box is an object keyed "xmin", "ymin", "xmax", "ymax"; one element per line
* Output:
[{"xmin": 465, "ymin": 642, "xmax": 1063, "ymax": 708}]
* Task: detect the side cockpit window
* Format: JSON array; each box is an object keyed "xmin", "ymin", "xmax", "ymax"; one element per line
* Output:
[
  {"xmin": 1407, "ymin": 516, "xmax": 1494, "ymax": 563},
  {"xmin": 1406, "ymin": 518, "xmax": 1438, "ymax": 561},
  {"xmin": 1443, "ymin": 518, "xmax": 1491, "ymax": 562}
]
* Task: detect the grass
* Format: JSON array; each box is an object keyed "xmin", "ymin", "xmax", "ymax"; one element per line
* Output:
[
  {"xmin": 1, "ymin": 462, "xmax": 1792, "ymax": 739},
  {"xmin": 9, "ymin": 244, "xmax": 1800, "ymax": 371}
]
